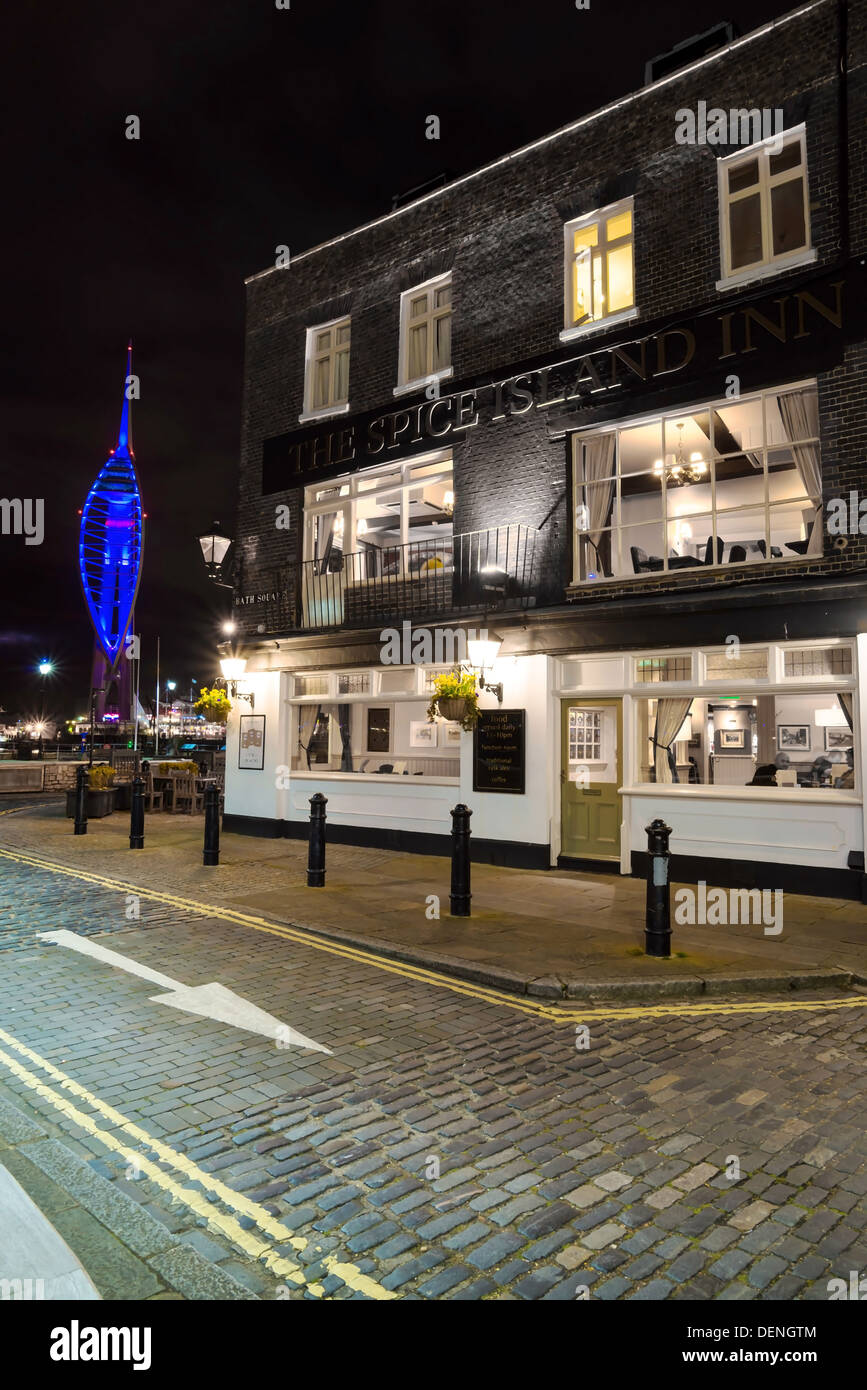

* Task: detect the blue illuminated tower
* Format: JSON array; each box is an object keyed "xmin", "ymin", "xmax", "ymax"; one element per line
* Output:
[{"xmin": 79, "ymin": 344, "xmax": 145, "ymax": 723}]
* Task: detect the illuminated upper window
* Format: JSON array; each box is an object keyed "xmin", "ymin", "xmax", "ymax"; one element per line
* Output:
[{"xmin": 563, "ymin": 199, "xmax": 635, "ymax": 333}]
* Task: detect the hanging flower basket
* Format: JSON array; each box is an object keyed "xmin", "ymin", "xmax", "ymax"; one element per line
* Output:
[
  {"xmin": 436, "ymin": 698, "xmax": 468, "ymax": 722},
  {"xmin": 426, "ymin": 669, "xmax": 479, "ymax": 731},
  {"xmin": 194, "ymin": 687, "xmax": 232, "ymax": 724}
]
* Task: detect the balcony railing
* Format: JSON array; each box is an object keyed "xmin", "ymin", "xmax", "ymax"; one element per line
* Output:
[{"xmin": 299, "ymin": 524, "xmax": 537, "ymax": 632}]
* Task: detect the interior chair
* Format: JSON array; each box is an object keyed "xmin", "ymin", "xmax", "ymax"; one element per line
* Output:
[
  {"xmin": 785, "ymin": 520, "xmax": 814, "ymax": 556},
  {"xmin": 375, "ymin": 763, "xmax": 394, "ymax": 774},
  {"xmin": 775, "ymin": 768, "xmax": 798, "ymax": 786},
  {"xmin": 703, "ymin": 536, "xmax": 724, "ymax": 565},
  {"xmin": 755, "ymin": 540, "xmax": 783, "ymax": 559},
  {"xmin": 630, "ymin": 546, "xmax": 663, "ymax": 574},
  {"xmin": 729, "ymin": 545, "xmax": 747, "ymax": 562}
]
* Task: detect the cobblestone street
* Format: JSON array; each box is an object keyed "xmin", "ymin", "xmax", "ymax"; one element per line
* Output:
[{"xmin": 1, "ymin": 804, "xmax": 866, "ymax": 1302}]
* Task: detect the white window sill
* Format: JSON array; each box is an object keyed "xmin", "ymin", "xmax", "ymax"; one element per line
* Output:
[
  {"xmin": 298, "ymin": 403, "xmax": 350, "ymax": 424},
  {"xmin": 621, "ymin": 784, "xmax": 860, "ymax": 805},
  {"xmin": 393, "ymin": 368, "xmax": 453, "ymax": 399},
  {"xmin": 560, "ymin": 307, "xmax": 639, "ymax": 344},
  {"xmin": 567, "ymin": 552, "xmax": 811, "ymax": 591},
  {"xmin": 715, "ymin": 248, "xmax": 816, "ymax": 293},
  {"xmin": 290, "ymin": 770, "xmax": 459, "ymax": 786}
]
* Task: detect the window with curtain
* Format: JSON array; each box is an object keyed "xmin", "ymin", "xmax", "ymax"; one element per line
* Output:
[
  {"xmin": 572, "ymin": 382, "xmax": 820, "ymax": 585},
  {"xmin": 564, "ymin": 199, "xmax": 635, "ymax": 332},
  {"xmin": 718, "ymin": 127, "xmax": 811, "ymax": 282},
  {"xmin": 303, "ymin": 318, "xmax": 351, "ymax": 415},
  {"xmin": 398, "ymin": 276, "xmax": 452, "ymax": 388}
]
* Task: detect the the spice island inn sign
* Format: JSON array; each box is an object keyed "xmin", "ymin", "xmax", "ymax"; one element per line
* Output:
[{"xmin": 262, "ymin": 262, "xmax": 861, "ymax": 495}]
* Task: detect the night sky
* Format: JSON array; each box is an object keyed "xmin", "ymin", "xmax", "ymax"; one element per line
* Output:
[{"xmin": 0, "ymin": 0, "xmax": 799, "ymax": 724}]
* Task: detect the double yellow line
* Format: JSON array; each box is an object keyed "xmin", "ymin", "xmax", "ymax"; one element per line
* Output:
[
  {"xmin": 0, "ymin": 1023, "xmax": 392, "ymax": 1299},
  {"xmin": 1, "ymin": 844, "xmax": 866, "ymax": 1024}
]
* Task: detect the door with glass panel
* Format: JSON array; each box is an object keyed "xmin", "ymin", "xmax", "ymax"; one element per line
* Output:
[
  {"xmin": 302, "ymin": 495, "xmax": 350, "ymax": 628},
  {"xmin": 560, "ymin": 699, "xmax": 622, "ymax": 862}
]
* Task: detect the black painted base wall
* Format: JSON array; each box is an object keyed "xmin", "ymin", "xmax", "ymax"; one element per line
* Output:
[
  {"xmin": 221, "ymin": 813, "xmax": 864, "ymax": 899},
  {"xmin": 631, "ymin": 851, "xmax": 865, "ymax": 903},
  {"xmin": 222, "ymin": 812, "xmax": 549, "ymax": 869}
]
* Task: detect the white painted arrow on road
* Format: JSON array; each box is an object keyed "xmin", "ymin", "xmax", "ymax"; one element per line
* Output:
[{"xmin": 38, "ymin": 930, "xmax": 331, "ymax": 1053}]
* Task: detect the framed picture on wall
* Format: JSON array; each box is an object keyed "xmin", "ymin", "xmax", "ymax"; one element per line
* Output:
[
  {"xmin": 443, "ymin": 723, "xmax": 462, "ymax": 746},
  {"xmin": 825, "ymin": 727, "xmax": 853, "ymax": 751},
  {"xmin": 777, "ymin": 724, "xmax": 811, "ymax": 752},
  {"xmin": 410, "ymin": 721, "xmax": 437, "ymax": 748},
  {"xmin": 238, "ymin": 714, "xmax": 266, "ymax": 770},
  {"xmin": 719, "ymin": 729, "xmax": 744, "ymax": 749}
]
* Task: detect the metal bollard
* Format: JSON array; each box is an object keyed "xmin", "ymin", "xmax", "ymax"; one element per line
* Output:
[
  {"xmin": 645, "ymin": 818, "xmax": 672, "ymax": 957},
  {"xmin": 307, "ymin": 793, "xmax": 327, "ymax": 887},
  {"xmin": 129, "ymin": 774, "xmax": 145, "ymax": 849},
  {"xmin": 73, "ymin": 763, "xmax": 88, "ymax": 836},
  {"xmin": 203, "ymin": 783, "xmax": 221, "ymax": 866},
  {"xmin": 449, "ymin": 803, "xmax": 472, "ymax": 917}
]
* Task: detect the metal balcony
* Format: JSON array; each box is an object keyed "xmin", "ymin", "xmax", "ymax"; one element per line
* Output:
[{"xmin": 299, "ymin": 524, "xmax": 537, "ymax": 632}]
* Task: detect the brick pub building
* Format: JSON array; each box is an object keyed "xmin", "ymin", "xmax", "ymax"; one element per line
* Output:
[{"xmin": 223, "ymin": 0, "xmax": 867, "ymax": 901}]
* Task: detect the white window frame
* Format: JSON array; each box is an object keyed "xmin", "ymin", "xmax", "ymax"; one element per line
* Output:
[
  {"xmin": 300, "ymin": 316, "xmax": 351, "ymax": 423},
  {"xmin": 717, "ymin": 124, "xmax": 815, "ymax": 291},
  {"xmin": 561, "ymin": 198, "xmax": 638, "ymax": 343},
  {"xmin": 395, "ymin": 273, "xmax": 453, "ymax": 396},
  {"xmin": 570, "ymin": 379, "xmax": 820, "ymax": 588},
  {"xmin": 568, "ymin": 707, "xmax": 603, "ymax": 763},
  {"xmin": 302, "ymin": 450, "xmax": 453, "ymax": 564}
]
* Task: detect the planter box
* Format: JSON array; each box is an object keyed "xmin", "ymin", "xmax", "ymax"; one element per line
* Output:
[
  {"xmin": 65, "ymin": 788, "xmax": 115, "ymax": 819},
  {"xmin": 113, "ymin": 783, "xmax": 132, "ymax": 811}
]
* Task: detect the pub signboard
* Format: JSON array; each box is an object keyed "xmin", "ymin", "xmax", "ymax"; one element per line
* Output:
[{"xmin": 473, "ymin": 709, "xmax": 526, "ymax": 795}]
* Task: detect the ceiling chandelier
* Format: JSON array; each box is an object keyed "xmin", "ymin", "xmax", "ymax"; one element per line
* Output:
[{"xmin": 653, "ymin": 422, "xmax": 708, "ymax": 487}]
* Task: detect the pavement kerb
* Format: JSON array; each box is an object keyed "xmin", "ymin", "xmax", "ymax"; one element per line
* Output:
[
  {"xmin": 1, "ymin": 836, "xmax": 863, "ymax": 1004},
  {"xmin": 240, "ymin": 913, "xmax": 860, "ymax": 1002}
]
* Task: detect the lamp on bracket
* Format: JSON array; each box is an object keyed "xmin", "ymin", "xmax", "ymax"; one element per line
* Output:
[
  {"xmin": 466, "ymin": 629, "xmax": 504, "ymax": 704},
  {"xmin": 219, "ymin": 652, "xmax": 255, "ymax": 709}
]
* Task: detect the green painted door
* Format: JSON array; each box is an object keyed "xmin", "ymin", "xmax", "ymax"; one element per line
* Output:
[{"xmin": 560, "ymin": 698, "xmax": 622, "ymax": 861}]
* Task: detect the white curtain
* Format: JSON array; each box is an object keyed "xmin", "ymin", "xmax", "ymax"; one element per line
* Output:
[
  {"xmin": 297, "ymin": 704, "xmax": 320, "ymax": 770},
  {"xmin": 579, "ymin": 434, "xmax": 616, "ymax": 577},
  {"xmin": 653, "ymin": 697, "xmax": 693, "ymax": 784},
  {"xmin": 408, "ymin": 323, "xmax": 427, "ymax": 381},
  {"xmin": 778, "ymin": 389, "xmax": 823, "ymax": 556},
  {"xmin": 837, "ymin": 693, "xmax": 854, "ymax": 731}
]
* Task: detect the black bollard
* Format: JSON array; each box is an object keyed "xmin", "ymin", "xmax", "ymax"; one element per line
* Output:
[
  {"xmin": 645, "ymin": 818, "xmax": 672, "ymax": 957},
  {"xmin": 307, "ymin": 793, "xmax": 327, "ymax": 887},
  {"xmin": 449, "ymin": 803, "xmax": 472, "ymax": 917},
  {"xmin": 129, "ymin": 774, "xmax": 145, "ymax": 849},
  {"xmin": 73, "ymin": 763, "xmax": 88, "ymax": 836},
  {"xmin": 203, "ymin": 783, "xmax": 221, "ymax": 866}
]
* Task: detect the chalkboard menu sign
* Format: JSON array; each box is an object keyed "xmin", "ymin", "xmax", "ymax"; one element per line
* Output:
[{"xmin": 473, "ymin": 709, "xmax": 526, "ymax": 795}]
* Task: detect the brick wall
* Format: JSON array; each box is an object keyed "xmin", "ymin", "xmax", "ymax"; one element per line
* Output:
[{"xmin": 233, "ymin": 0, "xmax": 866, "ymax": 639}]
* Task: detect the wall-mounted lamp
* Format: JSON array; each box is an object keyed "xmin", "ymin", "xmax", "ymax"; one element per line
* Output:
[
  {"xmin": 219, "ymin": 654, "xmax": 255, "ymax": 709},
  {"xmin": 467, "ymin": 630, "xmax": 504, "ymax": 703}
]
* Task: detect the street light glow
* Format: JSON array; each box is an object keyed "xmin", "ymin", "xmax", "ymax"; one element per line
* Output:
[{"xmin": 37, "ymin": 661, "xmax": 54, "ymax": 676}]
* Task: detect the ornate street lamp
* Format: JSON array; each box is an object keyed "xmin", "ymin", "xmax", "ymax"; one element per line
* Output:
[{"xmin": 199, "ymin": 523, "xmax": 233, "ymax": 587}]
